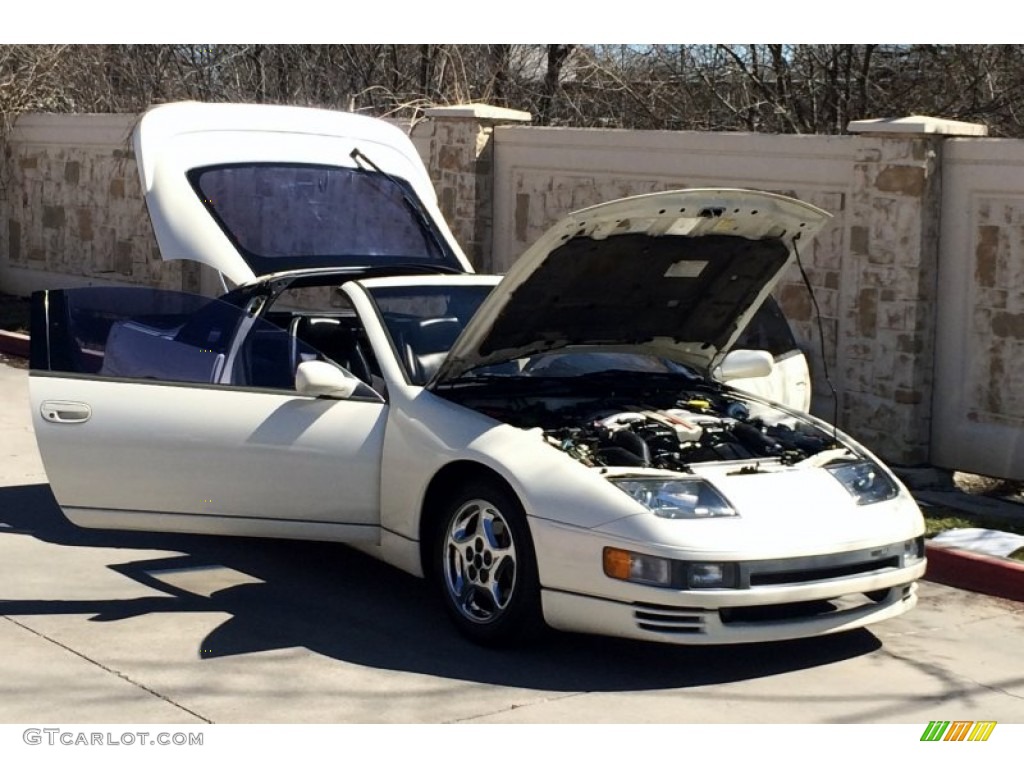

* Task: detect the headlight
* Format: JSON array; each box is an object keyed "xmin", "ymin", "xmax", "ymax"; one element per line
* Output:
[
  {"xmin": 688, "ymin": 563, "xmax": 729, "ymax": 588},
  {"xmin": 611, "ymin": 478, "xmax": 738, "ymax": 519},
  {"xmin": 827, "ymin": 460, "xmax": 899, "ymax": 505}
]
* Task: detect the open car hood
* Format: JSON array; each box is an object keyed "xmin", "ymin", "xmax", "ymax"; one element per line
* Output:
[
  {"xmin": 430, "ymin": 189, "xmax": 830, "ymax": 385},
  {"xmin": 133, "ymin": 101, "xmax": 469, "ymax": 286}
]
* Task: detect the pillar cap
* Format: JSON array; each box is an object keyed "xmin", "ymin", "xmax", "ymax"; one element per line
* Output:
[
  {"xmin": 847, "ymin": 115, "xmax": 988, "ymax": 137},
  {"xmin": 423, "ymin": 104, "xmax": 532, "ymax": 123}
]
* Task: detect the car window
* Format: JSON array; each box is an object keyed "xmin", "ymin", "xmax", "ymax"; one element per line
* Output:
[
  {"xmin": 39, "ymin": 287, "xmax": 362, "ymax": 393},
  {"xmin": 38, "ymin": 288, "xmax": 235, "ymax": 382},
  {"xmin": 188, "ymin": 163, "xmax": 461, "ymax": 274},
  {"xmin": 735, "ymin": 296, "xmax": 800, "ymax": 358}
]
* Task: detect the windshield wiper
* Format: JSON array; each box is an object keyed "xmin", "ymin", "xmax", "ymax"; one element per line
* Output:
[{"xmin": 349, "ymin": 148, "xmax": 451, "ymax": 264}]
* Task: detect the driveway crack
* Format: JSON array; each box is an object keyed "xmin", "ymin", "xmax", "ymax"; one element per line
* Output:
[
  {"xmin": 882, "ymin": 646, "xmax": 1024, "ymax": 703},
  {"xmin": 446, "ymin": 691, "xmax": 589, "ymax": 723},
  {"xmin": 2, "ymin": 615, "xmax": 213, "ymax": 723}
]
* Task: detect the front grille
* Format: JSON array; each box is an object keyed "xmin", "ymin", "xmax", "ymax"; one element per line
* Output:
[
  {"xmin": 739, "ymin": 543, "xmax": 905, "ymax": 589},
  {"xmin": 748, "ymin": 556, "xmax": 900, "ymax": 586},
  {"xmin": 633, "ymin": 602, "xmax": 707, "ymax": 634}
]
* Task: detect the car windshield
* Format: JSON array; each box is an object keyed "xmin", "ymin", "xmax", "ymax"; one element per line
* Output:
[
  {"xmin": 367, "ymin": 284, "xmax": 782, "ymax": 386},
  {"xmin": 368, "ymin": 284, "xmax": 494, "ymax": 384}
]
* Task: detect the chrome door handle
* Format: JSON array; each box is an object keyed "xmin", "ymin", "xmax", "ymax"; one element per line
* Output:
[{"xmin": 41, "ymin": 401, "xmax": 92, "ymax": 424}]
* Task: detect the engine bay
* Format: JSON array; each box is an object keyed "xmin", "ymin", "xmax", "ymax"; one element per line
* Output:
[{"xmin": 440, "ymin": 376, "xmax": 839, "ymax": 473}]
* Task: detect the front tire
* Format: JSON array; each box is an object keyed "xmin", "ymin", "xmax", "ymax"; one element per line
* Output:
[{"xmin": 432, "ymin": 482, "xmax": 542, "ymax": 646}]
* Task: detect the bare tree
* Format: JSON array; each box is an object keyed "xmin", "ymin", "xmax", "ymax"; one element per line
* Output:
[{"xmin": 6, "ymin": 44, "xmax": 1024, "ymax": 137}]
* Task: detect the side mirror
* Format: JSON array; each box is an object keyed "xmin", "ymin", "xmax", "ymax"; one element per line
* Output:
[
  {"xmin": 714, "ymin": 349, "xmax": 774, "ymax": 381},
  {"xmin": 295, "ymin": 361, "xmax": 358, "ymax": 399}
]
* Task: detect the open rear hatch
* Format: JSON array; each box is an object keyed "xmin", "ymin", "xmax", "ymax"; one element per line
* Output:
[{"xmin": 133, "ymin": 101, "xmax": 469, "ymax": 286}]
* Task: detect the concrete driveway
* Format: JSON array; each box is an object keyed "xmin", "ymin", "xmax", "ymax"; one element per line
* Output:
[{"xmin": 2, "ymin": 361, "xmax": 1023, "ymax": 724}]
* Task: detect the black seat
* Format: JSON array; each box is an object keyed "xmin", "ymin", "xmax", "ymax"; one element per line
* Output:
[
  {"xmin": 293, "ymin": 317, "xmax": 373, "ymax": 385},
  {"xmin": 404, "ymin": 317, "xmax": 462, "ymax": 384}
]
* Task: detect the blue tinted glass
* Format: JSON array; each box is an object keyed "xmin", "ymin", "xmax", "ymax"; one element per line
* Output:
[
  {"xmin": 189, "ymin": 164, "xmax": 460, "ymax": 274},
  {"xmin": 45, "ymin": 287, "xmax": 328, "ymax": 391}
]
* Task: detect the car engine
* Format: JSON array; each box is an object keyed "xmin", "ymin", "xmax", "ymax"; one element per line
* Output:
[{"xmin": 443, "ymin": 381, "xmax": 836, "ymax": 472}]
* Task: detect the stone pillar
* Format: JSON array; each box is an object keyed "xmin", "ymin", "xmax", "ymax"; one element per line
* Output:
[
  {"xmin": 414, "ymin": 104, "xmax": 531, "ymax": 272},
  {"xmin": 841, "ymin": 116, "xmax": 987, "ymax": 463}
]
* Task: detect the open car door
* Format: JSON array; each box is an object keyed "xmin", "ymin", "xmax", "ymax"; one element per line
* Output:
[{"xmin": 29, "ymin": 286, "xmax": 387, "ymax": 541}]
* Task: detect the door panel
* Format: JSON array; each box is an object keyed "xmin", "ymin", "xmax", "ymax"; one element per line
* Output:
[
  {"xmin": 31, "ymin": 375, "xmax": 385, "ymax": 528},
  {"xmin": 30, "ymin": 287, "xmax": 386, "ymax": 537}
]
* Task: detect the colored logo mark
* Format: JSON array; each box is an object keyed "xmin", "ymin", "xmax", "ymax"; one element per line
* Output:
[{"xmin": 920, "ymin": 720, "xmax": 996, "ymax": 741}]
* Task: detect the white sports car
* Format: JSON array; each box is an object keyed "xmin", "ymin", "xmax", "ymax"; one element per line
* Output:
[{"xmin": 29, "ymin": 103, "xmax": 926, "ymax": 646}]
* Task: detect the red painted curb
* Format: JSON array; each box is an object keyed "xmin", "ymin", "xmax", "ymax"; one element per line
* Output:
[
  {"xmin": 924, "ymin": 542, "xmax": 1024, "ymax": 602},
  {"xmin": 0, "ymin": 330, "xmax": 30, "ymax": 358}
]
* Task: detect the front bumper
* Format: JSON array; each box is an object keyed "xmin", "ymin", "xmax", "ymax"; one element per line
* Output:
[
  {"xmin": 531, "ymin": 514, "xmax": 927, "ymax": 644},
  {"xmin": 541, "ymin": 578, "xmax": 920, "ymax": 645}
]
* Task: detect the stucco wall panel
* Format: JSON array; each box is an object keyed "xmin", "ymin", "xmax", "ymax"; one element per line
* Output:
[{"xmin": 932, "ymin": 141, "xmax": 1024, "ymax": 477}]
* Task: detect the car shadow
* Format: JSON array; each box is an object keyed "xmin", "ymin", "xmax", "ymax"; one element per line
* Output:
[{"xmin": 0, "ymin": 483, "xmax": 882, "ymax": 692}]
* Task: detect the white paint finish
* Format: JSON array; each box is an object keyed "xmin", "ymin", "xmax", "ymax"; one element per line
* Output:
[
  {"xmin": 933, "ymin": 138, "xmax": 1024, "ymax": 479},
  {"xmin": 295, "ymin": 360, "xmax": 359, "ymax": 399},
  {"xmin": 133, "ymin": 102, "xmax": 471, "ymax": 284},
  {"xmin": 24, "ymin": 164, "xmax": 924, "ymax": 646},
  {"xmin": 29, "ymin": 375, "xmax": 387, "ymax": 530},
  {"xmin": 541, "ymin": 583, "xmax": 919, "ymax": 645},
  {"xmin": 529, "ymin": 513, "xmax": 923, "ymax": 611},
  {"xmin": 28, "ymin": 265, "xmax": 926, "ymax": 644},
  {"xmin": 1, "ymin": 528, "xmax": 1021, "ymax": 725}
]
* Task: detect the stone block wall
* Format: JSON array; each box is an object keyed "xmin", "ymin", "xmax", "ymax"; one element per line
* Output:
[
  {"xmin": 1, "ymin": 114, "xmax": 197, "ymax": 296},
  {"xmin": 2, "ymin": 106, "xmax": 1016, "ymax": 472},
  {"xmin": 412, "ymin": 105, "xmax": 530, "ymax": 272},
  {"xmin": 837, "ymin": 134, "xmax": 943, "ymax": 463},
  {"xmin": 479, "ymin": 118, "xmax": 989, "ymax": 465},
  {"xmin": 488, "ymin": 125, "xmax": 857, "ymax": 442}
]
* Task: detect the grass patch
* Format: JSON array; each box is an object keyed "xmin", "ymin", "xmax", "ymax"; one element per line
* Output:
[
  {"xmin": 923, "ymin": 507, "xmax": 1024, "ymax": 539},
  {"xmin": 1011, "ymin": 548, "xmax": 1024, "ymax": 562}
]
